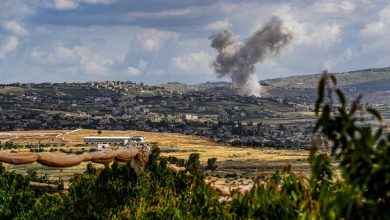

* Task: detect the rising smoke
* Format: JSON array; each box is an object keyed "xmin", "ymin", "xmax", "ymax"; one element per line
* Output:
[{"xmin": 210, "ymin": 17, "xmax": 292, "ymax": 97}]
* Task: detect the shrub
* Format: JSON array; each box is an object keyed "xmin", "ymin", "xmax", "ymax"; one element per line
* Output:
[{"xmin": 205, "ymin": 157, "xmax": 218, "ymax": 170}]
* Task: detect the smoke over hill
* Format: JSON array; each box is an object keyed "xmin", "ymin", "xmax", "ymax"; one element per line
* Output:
[{"xmin": 210, "ymin": 17, "xmax": 292, "ymax": 97}]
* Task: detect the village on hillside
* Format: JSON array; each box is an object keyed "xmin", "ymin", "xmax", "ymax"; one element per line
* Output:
[{"xmin": 0, "ymin": 81, "xmax": 319, "ymax": 148}]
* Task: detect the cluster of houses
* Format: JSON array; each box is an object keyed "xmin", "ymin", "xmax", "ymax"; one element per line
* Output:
[{"xmin": 1, "ymin": 81, "xmax": 387, "ymax": 148}]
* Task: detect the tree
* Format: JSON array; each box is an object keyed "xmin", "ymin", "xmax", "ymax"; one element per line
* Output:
[
  {"xmin": 205, "ymin": 158, "xmax": 217, "ymax": 170},
  {"xmin": 312, "ymin": 72, "xmax": 390, "ymax": 218}
]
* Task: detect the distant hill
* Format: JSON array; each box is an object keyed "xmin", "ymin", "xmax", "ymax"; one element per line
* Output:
[
  {"xmin": 160, "ymin": 81, "xmax": 230, "ymax": 92},
  {"xmin": 159, "ymin": 82, "xmax": 197, "ymax": 92},
  {"xmin": 158, "ymin": 68, "xmax": 389, "ymax": 104},
  {"xmin": 196, "ymin": 81, "xmax": 230, "ymax": 89},
  {"xmin": 263, "ymin": 67, "xmax": 390, "ymax": 89},
  {"xmin": 261, "ymin": 67, "xmax": 390, "ymax": 104},
  {"xmin": 161, "ymin": 67, "xmax": 390, "ymax": 93}
]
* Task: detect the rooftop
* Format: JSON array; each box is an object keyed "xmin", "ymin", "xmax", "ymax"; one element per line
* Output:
[{"xmin": 84, "ymin": 137, "xmax": 132, "ymax": 139}]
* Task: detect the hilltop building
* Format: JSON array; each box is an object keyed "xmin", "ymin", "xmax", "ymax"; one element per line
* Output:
[
  {"xmin": 84, "ymin": 136, "xmax": 150, "ymax": 150},
  {"xmin": 84, "ymin": 136, "xmax": 134, "ymax": 145}
]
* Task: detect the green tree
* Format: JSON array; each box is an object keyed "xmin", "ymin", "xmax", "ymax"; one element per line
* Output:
[{"xmin": 312, "ymin": 72, "xmax": 390, "ymax": 219}]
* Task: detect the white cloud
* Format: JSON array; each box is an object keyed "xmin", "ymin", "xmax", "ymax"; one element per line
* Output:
[
  {"xmin": 52, "ymin": 0, "xmax": 79, "ymax": 10},
  {"xmin": 2, "ymin": 21, "xmax": 29, "ymax": 36},
  {"xmin": 311, "ymin": 0, "xmax": 356, "ymax": 14},
  {"xmin": 0, "ymin": 1, "xmax": 34, "ymax": 20},
  {"xmin": 31, "ymin": 44, "xmax": 114, "ymax": 75},
  {"xmin": 304, "ymin": 23, "xmax": 342, "ymax": 48},
  {"xmin": 362, "ymin": 3, "xmax": 390, "ymax": 37},
  {"xmin": 7, "ymin": 0, "xmax": 114, "ymax": 12},
  {"xmin": 171, "ymin": 51, "xmax": 214, "ymax": 75},
  {"xmin": 274, "ymin": 6, "xmax": 342, "ymax": 49},
  {"xmin": 0, "ymin": 0, "xmax": 388, "ymax": 83},
  {"xmin": 83, "ymin": 0, "xmax": 116, "ymax": 4},
  {"xmin": 124, "ymin": 60, "xmax": 148, "ymax": 77},
  {"xmin": 374, "ymin": 54, "xmax": 390, "ymax": 67},
  {"xmin": 137, "ymin": 29, "xmax": 179, "ymax": 52},
  {"xmin": 126, "ymin": 66, "xmax": 141, "ymax": 77},
  {"xmin": 204, "ymin": 20, "xmax": 232, "ymax": 31},
  {"xmin": 0, "ymin": 36, "xmax": 18, "ymax": 59},
  {"xmin": 31, "ymin": 45, "xmax": 77, "ymax": 65},
  {"xmin": 124, "ymin": 8, "xmax": 193, "ymax": 20},
  {"xmin": 150, "ymin": 69, "xmax": 166, "ymax": 76},
  {"xmin": 340, "ymin": 1, "xmax": 356, "ymax": 13},
  {"xmin": 323, "ymin": 48, "xmax": 356, "ymax": 70}
]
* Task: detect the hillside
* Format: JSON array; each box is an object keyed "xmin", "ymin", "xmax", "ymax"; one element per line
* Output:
[
  {"xmin": 160, "ymin": 81, "xmax": 231, "ymax": 92},
  {"xmin": 262, "ymin": 67, "xmax": 390, "ymax": 104},
  {"xmin": 263, "ymin": 67, "xmax": 390, "ymax": 89},
  {"xmin": 160, "ymin": 67, "xmax": 390, "ymax": 104}
]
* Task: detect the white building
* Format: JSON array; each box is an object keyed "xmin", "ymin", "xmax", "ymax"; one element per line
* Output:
[
  {"xmin": 129, "ymin": 136, "xmax": 145, "ymax": 143},
  {"xmin": 84, "ymin": 136, "xmax": 149, "ymax": 149},
  {"xmin": 84, "ymin": 136, "xmax": 134, "ymax": 145}
]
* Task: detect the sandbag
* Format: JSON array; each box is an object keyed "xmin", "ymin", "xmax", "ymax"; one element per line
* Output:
[
  {"xmin": 38, "ymin": 154, "xmax": 84, "ymax": 167},
  {"xmin": 167, "ymin": 164, "xmax": 185, "ymax": 174},
  {"xmin": 115, "ymin": 148, "xmax": 139, "ymax": 162},
  {"xmin": 0, "ymin": 152, "xmax": 38, "ymax": 165},
  {"xmin": 131, "ymin": 149, "xmax": 151, "ymax": 174},
  {"xmin": 90, "ymin": 151, "xmax": 116, "ymax": 164},
  {"xmin": 211, "ymin": 184, "xmax": 229, "ymax": 196},
  {"xmin": 0, "ymin": 148, "xmax": 152, "ymax": 175},
  {"xmin": 29, "ymin": 181, "xmax": 58, "ymax": 190},
  {"xmin": 82, "ymin": 153, "xmax": 93, "ymax": 162},
  {"xmin": 237, "ymin": 183, "xmax": 254, "ymax": 195}
]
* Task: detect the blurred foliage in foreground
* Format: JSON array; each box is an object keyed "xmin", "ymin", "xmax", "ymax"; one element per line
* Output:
[{"xmin": 0, "ymin": 73, "xmax": 389, "ymax": 219}]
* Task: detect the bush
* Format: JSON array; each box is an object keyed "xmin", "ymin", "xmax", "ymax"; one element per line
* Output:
[
  {"xmin": 312, "ymin": 73, "xmax": 390, "ymax": 218},
  {"xmin": 205, "ymin": 157, "xmax": 217, "ymax": 170},
  {"xmin": 0, "ymin": 171, "xmax": 36, "ymax": 219},
  {"xmin": 225, "ymin": 173, "xmax": 237, "ymax": 178}
]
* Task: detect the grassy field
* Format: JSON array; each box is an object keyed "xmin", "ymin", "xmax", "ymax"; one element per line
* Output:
[
  {"xmin": 0, "ymin": 130, "xmax": 67, "ymax": 144},
  {"xmin": 0, "ymin": 129, "xmax": 310, "ymax": 185},
  {"xmin": 0, "ymin": 86, "xmax": 26, "ymax": 95}
]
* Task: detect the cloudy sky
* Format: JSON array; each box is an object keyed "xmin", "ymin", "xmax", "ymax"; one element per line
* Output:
[{"xmin": 0, "ymin": 0, "xmax": 389, "ymax": 84}]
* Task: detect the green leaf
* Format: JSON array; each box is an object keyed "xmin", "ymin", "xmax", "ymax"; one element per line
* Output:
[
  {"xmin": 315, "ymin": 77, "xmax": 326, "ymax": 115},
  {"xmin": 330, "ymin": 75, "xmax": 337, "ymax": 86},
  {"xmin": 349, "ymin": 95, "xmax": 362, "ymax": 116},
  {"xmin": 366, "ymin": 107, "xmax": 382, "ymax": 122},
  {"xmin": 335, "ymin": 89, "xmax": 346, "ymax": 108}
]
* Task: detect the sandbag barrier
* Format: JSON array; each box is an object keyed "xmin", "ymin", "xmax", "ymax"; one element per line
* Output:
[
  {"xmin": 29, "ymin": 181, "xmax": 58, "ymax": 190},
  {"xmin": 1, "ymin": 149, "xmax": 252, "ymax": 195},
  {"xmin": 0, "ymin": 147, "xmax": 148, "ymax": 170}
]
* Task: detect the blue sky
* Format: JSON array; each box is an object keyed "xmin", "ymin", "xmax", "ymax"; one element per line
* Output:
[{"xmin": 0, "ymin": 0, "xmax": 389, "ymax": 84}]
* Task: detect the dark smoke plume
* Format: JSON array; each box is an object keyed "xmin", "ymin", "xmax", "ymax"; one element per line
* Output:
[{"xmin": 210, "ymin": 17, "xmax": 292, "ymax": 96}]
